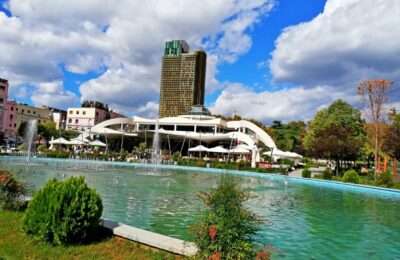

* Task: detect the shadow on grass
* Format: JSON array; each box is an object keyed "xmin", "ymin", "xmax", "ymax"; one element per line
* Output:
[{"xmin": 80, "ymin": 225, "xmax": 114, "ymax": 245}]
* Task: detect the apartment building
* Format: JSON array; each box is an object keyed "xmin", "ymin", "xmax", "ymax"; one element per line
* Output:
[{"xmin": 66, "ymin": 101, "xmax": 124, "ymax": 132}]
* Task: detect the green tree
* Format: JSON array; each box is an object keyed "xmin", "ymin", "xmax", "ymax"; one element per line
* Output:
[
  {"xmin": 37, "ymin": 121, "xmax": 58, "ymax": 142},
  {"xmin": 17, "ymin": 121, "xmax": 28, "ymax": 138},
  {"xmin": 304, "ymin": 100, "xmax": 366, "ymax": 175},
  {"xmin": 269, "ymin": 121, "xmax": 306, "ymax": 153},
  {"xmin": 383, "ymin": 112, "xmax": 400, "ymax": 161}
]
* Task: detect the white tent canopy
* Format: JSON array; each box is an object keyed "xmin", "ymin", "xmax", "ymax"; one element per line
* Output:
[
  {"xmin": 188, "ymin": 145, "xmax": 209, "ymax": 152},
  {"xmin": 208, "ymin": 146, "xmax": 229, "ymax": 153},
  {"xmin": 89, "ymin": 140, "xmax": 107, "ymax": 147}
]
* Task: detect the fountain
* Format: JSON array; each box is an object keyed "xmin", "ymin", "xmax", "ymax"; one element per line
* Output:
[
  {"xmin": 151, "ymin": 120, "xmax": 161, "ymax": 166},
  {"xmin": 25, "ymin": 119, "xmax": 38, "ymax": 162}
]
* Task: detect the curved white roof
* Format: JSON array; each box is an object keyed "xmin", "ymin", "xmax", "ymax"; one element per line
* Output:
[{"xmin": 90, "ymin": 115, "xmax": 278, "ymax": 149}]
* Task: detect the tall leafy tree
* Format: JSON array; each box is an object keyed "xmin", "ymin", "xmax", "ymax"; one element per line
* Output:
[
  {"xmin": 37, "ymin": 121, "xmax": 58, "ymax": 142},
  {"xmin": 358, "ymin": 79, "xmax": 392, "ymax": 177},
  {"xmin": 304, "ymin": 100, "xmax": 366, "ymax": 175},
  {"xmin": 269, "ymin": 120, "xmax": 306, "ymax": 153},
  {"xmin": 383, "ymin": 111, "xmax": 400, "ymax": 161}
]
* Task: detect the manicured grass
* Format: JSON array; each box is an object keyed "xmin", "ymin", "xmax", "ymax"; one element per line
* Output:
[{"xmin": 0, "ymin": 210, "xmax": 182, "ymax": 260}]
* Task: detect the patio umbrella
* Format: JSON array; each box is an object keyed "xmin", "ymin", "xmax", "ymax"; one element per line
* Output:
[
  {"xmin": 265, "ymin": 149, "xmax": 303, "ymax": 160},
  {"xmin": 188, "ymin": 145, "xmax": 210, "ymax": 152},
  {"xmin": 89, "ymin": 140, "xmax": 107, "ymax": 147},
  {"xmin": 49, "ymin": 137, "xmax": 70, "ymax": 145},
  {"xmin": 67, "ymin": 139, "xmax": 86, "ymax": 146},
  {"xmin": 229, "ymin": 145, "xmax": 251, "ymax": 154},
  {"xmin": 71, "ymin": 135, "xmax": 90, "ymax": 144},
  {"xmin": 208, "ymin": 146, "xmax": 229, "ymax": 153}
]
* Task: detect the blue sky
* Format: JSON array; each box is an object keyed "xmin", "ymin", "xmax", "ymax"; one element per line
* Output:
[
  {"xmin": 0, "ymin": 0, "xmax": 398, "ymax": 122},
  {"xmin": 208, "ymin": 0, "xmax": 327, "ymax": 104}
]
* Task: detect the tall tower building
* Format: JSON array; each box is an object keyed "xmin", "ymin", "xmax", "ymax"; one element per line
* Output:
[{"xmin": 159, "ymin": 40, "xmax": 207, "ymax": 118}]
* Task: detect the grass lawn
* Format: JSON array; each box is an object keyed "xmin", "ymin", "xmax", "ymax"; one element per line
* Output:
[{"xmin": 0, "ymin": 210, "xmax": 182, "ymax": 260}]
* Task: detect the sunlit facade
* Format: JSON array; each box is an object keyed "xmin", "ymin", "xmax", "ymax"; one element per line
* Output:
[{"xmin": 159, "ymin": 40, "xmax": 207, "ymax": 118}]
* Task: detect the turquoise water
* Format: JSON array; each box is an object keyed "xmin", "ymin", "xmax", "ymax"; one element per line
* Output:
[{"xmin": 1, "ymin": 157, "xmax": 400, "ymax": 259}]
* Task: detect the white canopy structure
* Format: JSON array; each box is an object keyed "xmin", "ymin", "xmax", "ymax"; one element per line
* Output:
[
  {"xmin": 89, "ymin": 114, "xmax": 302, "ymax": 168},
  {"xmin": 188, "ymin": 145, "xmax": 209, "ymax": 152},
  {"xmin": 89, "ymin": 140, "xmax": 107, "ymax": 147},
  {"xmin": 208, "ymin": 146, "xmax": 229, "ymax": 153}
]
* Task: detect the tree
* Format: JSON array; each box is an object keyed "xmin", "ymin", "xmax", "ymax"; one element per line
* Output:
[
  {"xmin": 17, "ymin": 121, "xmax": 28, "ymax": 138},
  {"xmin": 37, "ymin": 121, "xmax": 58, "ymax": 142},
  {"xmin": 358, "ymin": 79, "xmax": 393, "ymax": 177},
  {"xmin": 383, "ymin": 111, "xmax": 400, "ymax": 163},
  {"xmin": 269, "ymin": 121, "xmax": 306, "ymax": 153},
  {"xmin": 304, "ymin": 100, "xmax": 366, "ymax": 175}
]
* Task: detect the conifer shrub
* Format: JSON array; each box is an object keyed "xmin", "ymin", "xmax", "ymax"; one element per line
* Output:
[
  {"xmin": 0, "ymin": 170, "xmax": 26, "ymax": 210},
  {"xmin": 23, "ymin": 176, "xmax": 103, "ymax": 245},
  {"xmin": 342, "ymin": 169, "xmax": 360, "ymax": 184},
  {"xmin": 192, "ymin": 176, "xmax": 261, "ymax": 259}
]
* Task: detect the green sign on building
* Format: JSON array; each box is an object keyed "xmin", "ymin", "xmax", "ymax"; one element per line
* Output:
[{"xmin": 164, "ymin": 40, "xmax": 189, "ymax": 56}]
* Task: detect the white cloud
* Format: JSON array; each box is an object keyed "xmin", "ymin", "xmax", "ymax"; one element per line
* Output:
[
  {"xmin": 270, "ymin": 0, "xmax": 400, "ymax": 88},
  {"xmin": 31, "ymin": 81, "xmax": 79, "ymax": 109},
  {"xmin": 209, "ymin": 0, "xmax": 400, "ymax": 123},
  {"xmin": 1, "ymin": 0, "xmax": 274, "ymax": 116},
  {"xmin": 210, "ymin": 83, "xmax": 360, "ymax": 122}
]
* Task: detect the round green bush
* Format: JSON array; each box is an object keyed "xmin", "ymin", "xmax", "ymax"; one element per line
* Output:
[
  {"xmin": 342, "ymin": 170, "xmax": 360, "ymax": 184},
  {"xmin": 302, "ymin": 169, "xmax": 311, "ymax": 178},
  {"xmin": 23, "ymin": 176, "xmax": 103, "ymax": 245}
]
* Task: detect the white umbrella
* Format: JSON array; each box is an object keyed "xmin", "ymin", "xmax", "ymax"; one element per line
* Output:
[
  {"xmin": 89, "ymin": 140, "xmax": 107, "ymax": 147},
  {"xmin": 208, "ymin": 146, "xmax": 229, "ymax": 153},
  {"xmin": 230, "ymin": 145, "xmax": 251, "ymax": 154},
  {"xmin": 188, "ymin": 145, "xmax": 210, "ymax": 152},
  {"xmin": 49, "ymin": 137, "xmax": 70, "ymax": 145},
  {"xmin": 71, "ymin": 136, "xmax": 90, "ymax": 144},
  {"xmin": 68, "ymin": 139, "xmax": 86, "ymax": 145},
  {"xmin": 264, "ymin": 149, "xmax": 303, "ymax": 159}
]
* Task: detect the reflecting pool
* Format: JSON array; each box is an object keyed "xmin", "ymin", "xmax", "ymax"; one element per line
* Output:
[{"xmin": 1, "ymin": 157, "xmax": 400, "ymax": 259}]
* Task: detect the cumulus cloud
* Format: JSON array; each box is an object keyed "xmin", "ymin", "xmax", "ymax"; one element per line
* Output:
[
  {"xmin": 210, "ymin": 83, "xmax": 359, "ymax": 122},
  {"xmin": 31, "ymin": 81, "xmax": 79, "ymax": 109},
  {"xmin": 270, "ymin": 0, "xmax": 400, "ymax": 88},
  {"xmin": 208, "ymin": 0, "xmax": 400, "ymax": 123},
  {"xmin": 1, "ymin": 0, "xmax": 274, "ymax": 116}
]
